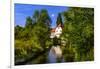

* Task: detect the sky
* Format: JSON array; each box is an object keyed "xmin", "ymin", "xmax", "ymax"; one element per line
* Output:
[{"xmin": 15, "ymin": 3, "xmax": 69, "ymax": 28}]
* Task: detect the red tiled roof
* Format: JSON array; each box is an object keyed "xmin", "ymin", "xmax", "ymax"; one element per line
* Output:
[{"xmin": 51, "ymin": 28, "xmax": 56, "ymax": 32}]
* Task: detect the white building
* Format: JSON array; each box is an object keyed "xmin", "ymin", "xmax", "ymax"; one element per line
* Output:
[{"xmin": 50, "ymin": 26, "xmax": 62, "ymax": 38}]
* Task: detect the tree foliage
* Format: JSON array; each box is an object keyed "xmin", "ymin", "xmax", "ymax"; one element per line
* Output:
[
  {"xmin": 56, "ymin": 13, "xmax": 63, "ymax": 27},
  {"xmin": 15, "ymin": 9, "xmax": 52, "ymax": 64},
  {"xmin": 62, "ymin": 7, "xmax": 94, "ymax": 61}
]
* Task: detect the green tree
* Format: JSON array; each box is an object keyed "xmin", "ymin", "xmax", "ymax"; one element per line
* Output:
[
  {"xmin": 62, "ymin": 7, "xmax": 94, "ymax": 61},
  {"xmin": 25, "ymin": 16, "xmax": 33, "ymax": 29},
  {"xmin": 32, "ymin": 10, "xmax": 40, "ymax": 23},
  {"xmin": 15, "ymin": 25, "xmax": 24, "ymax": 39},
  {"xmin": 15, "ymin": 9, "xmax": 52, "ymax": 64},
  {"xmin": 56, "ymin": 13, "xmax": 63, "ymax": 26},
  {"xmin": 39, "ymin": 9, "xmax": 51, "ymax": 27}
]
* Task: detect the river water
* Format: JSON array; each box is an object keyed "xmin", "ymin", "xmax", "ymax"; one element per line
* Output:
[{"xmin": 48, "ymin": 46, "xmax": 65, "ymax": 63}]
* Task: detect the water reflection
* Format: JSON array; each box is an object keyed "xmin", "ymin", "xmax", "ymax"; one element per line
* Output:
[{"xmin": 48, "ymin": 46, "xmax": 65, "ymax": 63}]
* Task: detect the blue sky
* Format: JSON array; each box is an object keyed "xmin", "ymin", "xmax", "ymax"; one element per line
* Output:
[{"xmin": 15, "ymin": 3, "xmax": 69, "ymax": 28}]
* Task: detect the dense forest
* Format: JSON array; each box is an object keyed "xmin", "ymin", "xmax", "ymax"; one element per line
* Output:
[{"xmin": 15, "ymin": 7, "xmax": 94, "ymax": 65}]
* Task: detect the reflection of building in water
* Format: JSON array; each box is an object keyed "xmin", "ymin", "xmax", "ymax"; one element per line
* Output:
[{"xmin": 48, "ymin": 46, "xmax": 63, "ymax": 63}]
